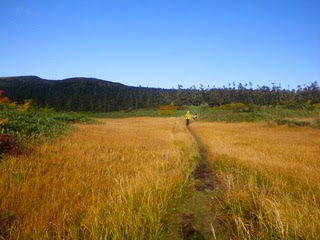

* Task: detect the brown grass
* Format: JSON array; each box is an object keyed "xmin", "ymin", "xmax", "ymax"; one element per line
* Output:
[
  {"xmin": 0, "ymin": 118, "xmax": 196, "ymax": 239},
  {"xmin": 190, "ymin": 122, "xmax": 320, "ymax": 239}
]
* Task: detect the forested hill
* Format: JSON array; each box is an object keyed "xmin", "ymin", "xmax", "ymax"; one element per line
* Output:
[
  {"xmin": 0, "ymin": 76, "xmax": 172, "ymax": 111},
  {"xmin": 0, "ymin": 76, "xmax": 319, "ymax": 112}
]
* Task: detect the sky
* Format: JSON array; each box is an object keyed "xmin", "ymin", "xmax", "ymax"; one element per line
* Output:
[{"xmin": 0, "ymin": 0, "xmax": 319, "ymax": 89}]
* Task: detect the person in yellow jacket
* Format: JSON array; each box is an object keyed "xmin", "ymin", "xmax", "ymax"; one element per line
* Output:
[{"xmin": 184, "ymin": 111, "xmax": 192, "ymax": 126}]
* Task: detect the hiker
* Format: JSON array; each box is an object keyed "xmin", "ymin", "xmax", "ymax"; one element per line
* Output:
[
  {"xmin": 184, "ymin": 111, "xmax": 192, "ymax": 126},
  {"xmin": 192, "ymin": 113, "xmax": 198, "ymax": 120}
]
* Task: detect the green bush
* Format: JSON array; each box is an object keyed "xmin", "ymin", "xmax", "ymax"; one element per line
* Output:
[
  {"xmin": 274, "ymin": 119, "xmax": 311, "ymax": 127},
  {"xmin": 0, "ymin": 91, "xmax": 94, "ymax": 144},
  {"xmin": 284, "ymin": 100, "xmax": 314, "ymax": 110},
  {"xmin": 212, "ymin": 102, "xmax": 246, "ymax": 111}
]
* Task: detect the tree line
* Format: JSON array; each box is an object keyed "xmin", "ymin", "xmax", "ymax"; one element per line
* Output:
[{"xmin": 0, "ymin": 76, "xmax": 319, "ymax": 112}]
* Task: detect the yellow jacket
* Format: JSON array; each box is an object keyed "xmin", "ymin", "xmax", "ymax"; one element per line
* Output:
[{"xmin": 184, "ymin": 113, "xmax": 192, "ymax": 120}]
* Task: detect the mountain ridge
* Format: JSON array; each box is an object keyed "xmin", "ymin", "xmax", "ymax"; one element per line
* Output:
[
  {"xmin": 0, "ymin": 75, "xmax": 127, "ymax": 87},
  {"xmin": 0, "ymin": 76, "xmax": 319, "ymax": 112},
  {"xmin": 0, "ymin": 75, "xmax": 169, "ymax": 111}
]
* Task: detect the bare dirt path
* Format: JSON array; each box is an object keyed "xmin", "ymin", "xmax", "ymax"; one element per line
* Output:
[
  {"xmin": 180, "ymin": 123, "xmax": 219, "ymax": 240},
  {"xmin": 189, "ymin": 127, "xmax": 215, "ymax": 192}
]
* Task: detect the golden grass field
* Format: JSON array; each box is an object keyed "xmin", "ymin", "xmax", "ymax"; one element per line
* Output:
[
  {"xmin": 0, "ymin": 118, "xmax": 196, "ymax": 239},
  {"xmin": 1, "ymin": 117, "xmax": 320, "ymax": 239},
  {"xmin": 190, "ymin": 122, "xmax": 320, "ymax": 239}
]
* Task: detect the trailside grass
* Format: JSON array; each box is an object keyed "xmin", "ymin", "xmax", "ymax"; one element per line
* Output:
[
  {"xmin": 0, "ymin": 118, "xmax": 197, "ymax": 239},
  {"xmin": 190, "ymin": 122, "xmax": 320, "ymax": 239}
]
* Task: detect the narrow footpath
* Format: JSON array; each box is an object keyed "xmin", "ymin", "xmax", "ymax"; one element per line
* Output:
[{"xmin": 180, "ymin": 124, "xmax": 219, "ymax": 240}]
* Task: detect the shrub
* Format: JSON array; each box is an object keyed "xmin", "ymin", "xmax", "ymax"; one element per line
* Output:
[
  {"xmin": 200, "ymin": 102, "xmax": 209, "ymax": 111},
  {"xmin": 0, "ymin": 211, "xmax": 16, "ymax": 238},
  {"xmin": 0, "ymin": 89, "xmax": 94, "ymax": 146},
  {"xmin": 51, "ymin": 113, "xmax": 96, "ymax": 123},
  {"xmin": 275, "ymin": 119, "xmax": 311, "ymax": 127},
  {"xmin": 159, "ymin": 105, "xmax": 177, "ymax": 116},
  {"xmin": 313, "ymin": 103, "xmax": 320, "ymax": 110},
  {"xmin": 0, "ymin": 134, "xmax": 21, "ymax": 157},
  {"xmin": 211, "ymin": 102, "xmax": 259, "ymax": 113},
  {"xmin": 284, "ymin": 101, "xmax": 314, "ymax": 110},
  {"xmin": 212, "ymin": 102, "xmax": 246, "ymax": 111}
]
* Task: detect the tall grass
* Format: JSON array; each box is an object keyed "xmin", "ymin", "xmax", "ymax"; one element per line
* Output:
[
  {"xmin": 190, "ymin": 122, "xmax": 320, "ymax": 239},
  {"xmin": 0, "ymin": 118, "xmax": 197, "ymax": 239}
]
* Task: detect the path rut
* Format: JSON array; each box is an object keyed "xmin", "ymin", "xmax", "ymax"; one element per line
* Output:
[{"xmin": 180, "ymin": 124, "xmax": 218, "ymax": 240}]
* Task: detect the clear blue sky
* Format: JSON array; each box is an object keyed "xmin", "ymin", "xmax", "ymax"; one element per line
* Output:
[{"xmin": 1, "ymin": 0, "xmax": 319, "ymax": 89}]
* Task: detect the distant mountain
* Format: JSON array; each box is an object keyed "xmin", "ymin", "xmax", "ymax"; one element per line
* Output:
[
  {"xmin": 0, "ymin": 76, "xmax": 319, "ymax": 112},
  {"xmin": 0, "ymin": 76, "xmax": 174, "ymax": 111}
]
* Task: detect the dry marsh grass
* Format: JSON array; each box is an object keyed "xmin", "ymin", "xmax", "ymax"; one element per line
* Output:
[
  {"xmin": 0, "ymin": 118, "xmax": 196, "ymax": 239},
  {"xmin": 190, "ymin": 122, "xmax": 320, "ymax": 239}
]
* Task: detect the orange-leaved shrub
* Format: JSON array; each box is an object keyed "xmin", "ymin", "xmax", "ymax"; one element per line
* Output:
[{"xmin": 159, "ymin": 105, "xmax": 177, "ymax": 116}]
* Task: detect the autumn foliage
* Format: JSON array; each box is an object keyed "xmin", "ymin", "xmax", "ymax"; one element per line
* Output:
[
  {"xmin": 0, "ymin": 90, "xmax": 9, "ymax": 103},
  {"xmin": 159, "ymin": 105, "xmax": 177, "ymax": 115}
]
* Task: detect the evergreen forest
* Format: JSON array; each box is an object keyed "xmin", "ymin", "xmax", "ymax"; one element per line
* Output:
[{"xmin": 1, "ymin": 76, "xmax": 319, "ymax": 112}]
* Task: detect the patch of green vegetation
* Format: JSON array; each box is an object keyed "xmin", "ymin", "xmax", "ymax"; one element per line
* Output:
[
  {"xmin": 90, "ymin": 104, "xmax": 319, "ymax": 127},
  {"xmin": 206, "ymin": 105, "xmax": 315, "ymax": 122},
  {"xmin": 90, "ymin": 108, "xmax": 190, "ymax": 118},
  {"xmin": 274, "ymin": 119, "xmax": 311, "ymax": 127},
  {"xmin": 1, "ymin": 110, "xmax": 94, "ymax": 144},
  {"xmin": 90, "ymin": 108, "xmax": 161, "ymax": 118},
  {"xmin": 196, "ymin": 104, "xmax": 319, "ymax": 127},
  {"xmin": 0, "ymin": 93, "xmax": 95, "ymax": 146},
  {"xmin": 50, "ymin": 112, "xmax": 95, "ymax": 124}
]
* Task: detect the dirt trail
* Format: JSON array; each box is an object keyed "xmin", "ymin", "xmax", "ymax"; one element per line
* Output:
[
  {"xmin": 189, "ymin": 128, "xmax": 215, "ymax": 192},
  {"xmin": 180, "ymin": 124, "xmax": 218, "ymax": 240}
]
